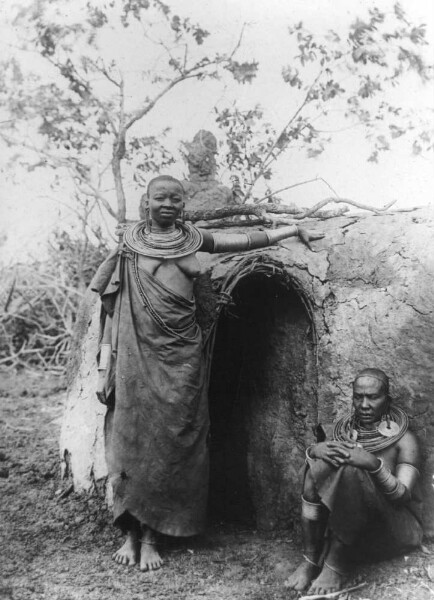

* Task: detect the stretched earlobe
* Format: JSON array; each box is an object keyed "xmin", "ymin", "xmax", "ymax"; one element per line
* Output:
[{"xmin": 144, "ymin": 201, "xmax": 152, "ymax": 233}]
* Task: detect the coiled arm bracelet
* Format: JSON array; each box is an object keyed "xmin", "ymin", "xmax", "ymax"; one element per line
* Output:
[
  {"xmin": 369, "ymin": 459, "xmax": 419, "ymax": 501},
  {"xmin": 202, "ymin": 226, "xmax": 299, "ymax": 253}
]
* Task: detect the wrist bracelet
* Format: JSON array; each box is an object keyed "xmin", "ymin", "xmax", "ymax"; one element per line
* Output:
[
  {"xmin": 305, "ymin": 445, "xmax": 315, "ymax": 464},
  {"xmin": 368, "ymin": 458, "xmax": 383, "ymax": 474},
  {"xmin": 384, "ymin": 480, "xmax": 407, "ymax": 500},
  {"xmin": 369, "ymin": 459, "xmax": 406, "ymax": 498}
]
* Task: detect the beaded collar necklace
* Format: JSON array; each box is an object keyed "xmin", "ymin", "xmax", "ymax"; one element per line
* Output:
[
  {"xmin": 333, "ymin": 405, "xmax": 408, "ymax": 452},
  {"xmin": 124, "ymin": 220, "xmax": 203, "ymax": 259}
]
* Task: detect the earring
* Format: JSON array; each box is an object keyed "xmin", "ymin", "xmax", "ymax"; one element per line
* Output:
[
  {"xmin": 144, "ymin": 202, "xmax": 152, "ymax": 234},
  {"xmin": 350, "ymin": 407, "xmax": 358, "ymax": 440},
  {"xmin": 177, "ymin": 202, "xmax": 185, "ymax": 224}
]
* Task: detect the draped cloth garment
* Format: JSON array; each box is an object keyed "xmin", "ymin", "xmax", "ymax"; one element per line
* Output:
[
  {"xmin": 92, "ymin": 251, "xmax": 210, "ymax": 537},
  {"xmin": 308, "ymin": 459, "xmax": 423, "ymax": 560}
]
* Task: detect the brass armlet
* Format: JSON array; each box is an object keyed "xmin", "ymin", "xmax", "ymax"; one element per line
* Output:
[
  {"xmin": 384, "ymin": 480, "xmax": 407, "ymax": 500},
  {"xmin": 211, "ymin": 231, "xmax": 269, "ymax": 253},
  {"xmin": 210, "ymin": 226, "xmax": 298, "ymax": 253},
  {"xmin": 396, "ymin": 463, "xmax": 420, "ymax": 490},
  {"xmin": 369, "ymin": 459, "xmax": 407, "ymax": 500},
  {"xmin": 305, "ymin": 445, "xmax": 315, "ymax": 465},
  {"xmin": 303, "ymin": 554, "xmax": 320, "ymax": 568},
  {"xmin": 265, "ymin": 225, "xmax": 298, "ymax": 244},
  {"xmin": 301, "ymin": 496, "xmax": 327, "ymax": 521}
]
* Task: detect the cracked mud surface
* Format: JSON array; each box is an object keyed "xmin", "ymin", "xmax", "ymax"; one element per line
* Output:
[{"xmin": 1, "ymin": 369, "xmax": 434, "ymax": 600}]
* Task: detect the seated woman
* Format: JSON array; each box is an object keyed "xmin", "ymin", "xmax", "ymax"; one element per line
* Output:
[{"xmin": 285, "ymin": 368, "xmax": 422, "ymax": 595}]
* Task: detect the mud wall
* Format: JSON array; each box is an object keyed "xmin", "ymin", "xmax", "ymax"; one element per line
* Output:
[{"xmin": 61, "ymin": 208, "xmax": 434, "ymax": 534}]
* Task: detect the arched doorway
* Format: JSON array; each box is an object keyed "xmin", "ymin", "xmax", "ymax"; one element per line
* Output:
[{"xmin": 208, "ymin": 257, "xmax": 317, "ymax": 531}]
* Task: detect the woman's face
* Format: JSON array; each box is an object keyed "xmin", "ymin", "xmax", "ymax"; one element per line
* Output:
[
  {"xmin": 148, "ymin": 180, "xmax": 184, "ymax": 227},
  {"xmin": 352, "ymin": 376, "xmax": 389, "ymax": 427}
]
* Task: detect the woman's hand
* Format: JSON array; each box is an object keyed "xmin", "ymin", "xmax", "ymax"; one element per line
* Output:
[
  {"xmin": 346, "ymin": 446, "xmax": 380, "ymax": 471},
  {"xmin": 297, "ymin": 227, "xmax": 325, "ymax": 251},
  {"xmin": 309, "ymin": 441, "xmax": 355, "ymax": 468}
]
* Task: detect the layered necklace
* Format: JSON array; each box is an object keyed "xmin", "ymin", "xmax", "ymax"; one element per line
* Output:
[
  {"xmin": 124, "ymin": 220, "xmax": 203, "ymax": 259},
  {"xmin": 333, "ymin": 405, "xmax": 409, "ymax": 452}
]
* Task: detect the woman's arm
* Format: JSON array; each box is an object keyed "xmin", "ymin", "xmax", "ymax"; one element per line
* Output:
[
  {"xmin": 360, "ymin": 432, "xmax": 420, "ymax": 503},
  {"xmin": 199, "ymin": 226, "xmax": 324, "ymax": 253},
  {"xmin": 393, "ymin": 430, "xmax": 421, "ymax": 498}
]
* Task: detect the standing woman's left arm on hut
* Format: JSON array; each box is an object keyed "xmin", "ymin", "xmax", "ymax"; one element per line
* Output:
[{"xmin": 199, "ymin": 226, "xmax": 323, "ymax": 253}]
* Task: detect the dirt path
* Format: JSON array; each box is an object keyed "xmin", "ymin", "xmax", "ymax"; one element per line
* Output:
[{"xmin": 1, "ymin": 370, "xmax": 433, "ymax": 600}]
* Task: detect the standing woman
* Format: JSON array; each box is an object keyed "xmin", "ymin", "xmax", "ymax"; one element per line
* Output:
[{"xmin": 92, "ymin": 175, "xmax": 322, "ymax": 572}]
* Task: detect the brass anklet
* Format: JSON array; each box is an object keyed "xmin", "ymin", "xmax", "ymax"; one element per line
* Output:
[
  {"xmin": 302, "ymin": 554, "xmax": 320, "ymax": 568},
  {"xmin": 323, "ymin": 560, "xmax": 346, "ymax": 576}
]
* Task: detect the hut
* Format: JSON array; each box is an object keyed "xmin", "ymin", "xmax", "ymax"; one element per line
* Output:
[{"xmin": 60, "ymin": 207, "xmax": 434, "ymax": 535}]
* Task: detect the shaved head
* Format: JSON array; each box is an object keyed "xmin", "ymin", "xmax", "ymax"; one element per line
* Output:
[
  {"xmin": 147, "ymin": 175, "xmax": 185, "ymax": 197},
  {"xmin": 353, "ymin": 368, "xmax": 390, "ymax": 396}
]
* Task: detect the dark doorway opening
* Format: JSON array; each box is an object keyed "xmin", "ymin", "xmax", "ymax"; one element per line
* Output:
[{"xmin": 208, "ymin": 270, "xmax": 316, "ymax": 530}]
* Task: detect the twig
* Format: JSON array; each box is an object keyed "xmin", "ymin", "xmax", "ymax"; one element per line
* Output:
[
  {"xmin": 299, "ymin": 581, "xmax": 367, "ymax": 600},
  {"xmin": 246, "ymin": 70, "xmax": 323, "ymax": 202},
  {"xmin": 292, "ymin": 198, "xmax": 397, "ymax": 220},
  {"xmin": 76, "ymin": 182, "xmax": 117, "ymax": 220},
  {"xmin": 320, "ymin": 177, "xmax": 340, "ymax": 198},
  {"xmin": 229, "ymin": 23, "xmax": 247, "ymax": 59},
  {"xmin": 48, "ymin": 56, "xmax": 117, "ymax": 134},
  {"xmin": 3, "ymin": 276, "xmax": 16, "ymax": 312},
  {"xmin": 256, "ymin": 176, "xmax": 341, "ymax": 204},
  {"xmin": 256, "ymin": 178, "xmax": 324, "ymax": 203},
  {"xmin": 199, "ymin": 218, "xmax": 265, "ymax": 229}
]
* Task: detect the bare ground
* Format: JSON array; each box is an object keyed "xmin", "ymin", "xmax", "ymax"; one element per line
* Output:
[{"xmin": 1, "ymin": 370, "xmax": 434, "ymax": 600}]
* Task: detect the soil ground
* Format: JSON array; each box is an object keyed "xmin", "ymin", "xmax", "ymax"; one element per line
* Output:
[{"xmin": 1, "ymin": 369, "xmax": 434, "ymax": 600}]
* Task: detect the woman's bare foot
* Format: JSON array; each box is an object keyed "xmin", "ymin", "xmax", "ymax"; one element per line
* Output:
[
  {"xmin": 284, "ymin": 558, "xmax": 320, "ymax": 591},
  {"xmin": 140, "ymin": 526, "xmax": 163, "ymax": 572},
  {"xmin": 307, "ymin": 561, "xmax": 346, "ymax": 595},
  {"xmin": 112, "ymin": 530, "xmax": 139, "ymax": 566}
]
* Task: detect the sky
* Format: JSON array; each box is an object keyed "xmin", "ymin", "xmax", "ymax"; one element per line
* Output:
[{"xmin": 0, "ymin": 0, "xmax": 433, "ymax": 263}]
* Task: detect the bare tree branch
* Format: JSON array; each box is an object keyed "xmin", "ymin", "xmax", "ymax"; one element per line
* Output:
[
  {"xmin": 244, "ymin": 70, "xmax": 323, "ymax": 202},
  {"xmin": 75, "ymin": 181, "xmax": 117, "ymax": 220},
  {"xmin": 229, "ymin": 23, "xmax": 247, "ymax": 59},
  {"xmin": 256, "ymin": 177, "xmax": 326, "ymax": 203},
  {"xmin": 185, "ymin": 197, "xmax": 395, "ymax": 223},
  {"xmin": 292, "ymin": 197, "xmax": 397, "ymax": 220}
]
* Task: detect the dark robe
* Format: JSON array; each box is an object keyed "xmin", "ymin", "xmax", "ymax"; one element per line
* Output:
[
  {"xmin": 92, "ymin": 250, "xmax": 210, "ymax": 537},
  {"xmin": 308, "ymin": 459, "xmax": 423, "ymax": 561}
]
